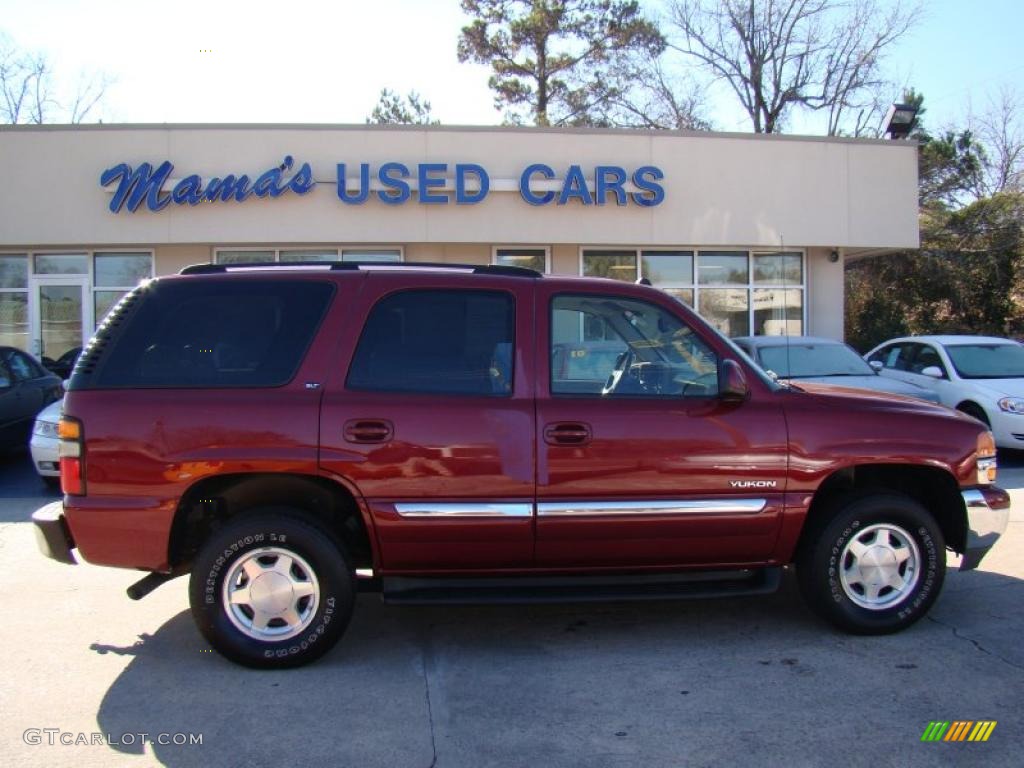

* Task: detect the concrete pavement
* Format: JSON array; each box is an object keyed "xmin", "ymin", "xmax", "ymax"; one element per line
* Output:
[{"xmin": 1, "ymin": 451, "xmax": 1022, "ymax": 768}]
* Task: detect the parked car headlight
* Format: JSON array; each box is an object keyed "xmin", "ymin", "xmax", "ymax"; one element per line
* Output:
[
  {"xmin": 32, "ymin": 420, "xmax": 59, "ymax": 439},
  {"xmin": 997, "ymin": 397, "xmax": 1024, "ymax": 413}
]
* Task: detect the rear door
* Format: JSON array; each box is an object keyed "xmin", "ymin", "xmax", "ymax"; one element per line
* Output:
[
  {"xmin": 534, "ymin": 284, "xmax": 788, "ymax": 569},
  {"xmin": 318, "ymin": 273, "xmax": 536, "ymax": 573}
]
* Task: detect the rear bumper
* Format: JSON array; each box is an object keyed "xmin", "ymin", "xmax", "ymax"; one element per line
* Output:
[
  {"xmin": 960, "ymin": 487, "xmax": 1011, "ymax": 571},
  {"xmin": 31, "ymin": 501, "xmax": 77, "ymax": 565}
]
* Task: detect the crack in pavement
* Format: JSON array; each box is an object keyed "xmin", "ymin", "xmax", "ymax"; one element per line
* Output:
[
  {"xmin": 419, "ymin": 626, "xmax": 439, "ymax": 768},
  {"xmin": 927, "ymin": 615, "xmax": 1024, "ymax": 672}
]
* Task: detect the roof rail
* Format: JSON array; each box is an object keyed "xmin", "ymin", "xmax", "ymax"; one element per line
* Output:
[{"xmin": 179, "ymin": 261, "xmax": 542, "ymax": 278}]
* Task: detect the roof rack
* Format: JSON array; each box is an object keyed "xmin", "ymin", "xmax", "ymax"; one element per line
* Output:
[{"xmin": 179, "ymin": 261, "xmax": 542, "ymax": 278}]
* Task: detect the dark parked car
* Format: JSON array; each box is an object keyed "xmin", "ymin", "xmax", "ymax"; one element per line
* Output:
[
  {"xmin": 42, "ymin": 347, "xmax": 82, "ymax": 380},
  {"xmin": 733, "ymin": 336, "xmax": 941, "ymax": 403},
  {"xmin": 0, "ymin": 347, "xmax": 63, "ymax": 452}
]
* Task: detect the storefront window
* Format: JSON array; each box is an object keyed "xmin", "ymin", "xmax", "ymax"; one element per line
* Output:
[
  {"xmin": 0, "ymin": 293, "xmax": 28, "ymax": 350},
  {"xmin": 582, "ymin": 250, "xmax": 637, "ymax": 281},
  {"xmin": 698, "ymin": 252, "xmax": 748, "ymax": 285},
  {"xmin": 93, "ymin": 252, "xmax": 153, "ymax": 327},
  {"xmin": 753, "ymin": 288, "xmax": 803, "ymax": 335},
  {"xmin": 215, "ymin": 247, "xmax": 403, "ymax": 265},
  {"xmin": 280, "ymin": 249, "xmax": 340, "ymax": 262},
  {"xmin": 0, "ymin": 255, "xmax": 28, "ymax": 288},
  {"xmin": 580, "ymin": 247, "xmax": 805, "ymax": 337},
  {"xmin": 216, "ymin": 250, "xmax": 275, "ymax": 264},
  {"xmin": 494, "ymin": 248, "xmax": 547, "ymax": 273},
  {"xmin": 754, "ymin": 252, "xmax": 803, "ymax": 285},
  {"xmin": 341, "ymin": 250, "xmax": 402, "ymax": 262},
  {"xmin": 34, "ymin": 253, "xmax": 88, "ymax": 275}
]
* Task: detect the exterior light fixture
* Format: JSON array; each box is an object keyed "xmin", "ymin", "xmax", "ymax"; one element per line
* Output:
[{"xmin": 882, "ymin": 103, "xmax": 918, "ymax": 139}]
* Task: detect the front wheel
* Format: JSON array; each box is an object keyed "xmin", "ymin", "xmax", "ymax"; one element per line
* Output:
[
  {"xmin": 189, "ymin": 510, "xmax": 355, "ymax": 668},
  {"xmin": 796, "ymin": 493, "xmax": 945, "ymax": 634}
]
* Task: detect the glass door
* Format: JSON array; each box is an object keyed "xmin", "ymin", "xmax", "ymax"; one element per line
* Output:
[{"xmin": 29, "ymin": 277, "xmax": 91, "ymax": 366}]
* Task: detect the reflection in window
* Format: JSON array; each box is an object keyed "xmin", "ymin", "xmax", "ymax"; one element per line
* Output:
[
  {"xmin": 494, "ymin": 248, "xmax": 547, "ymax": 273},
  {"xmin": 0, "ymin": 293, "xmax": 28, "ymax": 350},
  {"xmin": 280, "ymin": 250, "xmax": 340, "ymax": 262},
  {"xmin": 216, "ymin": 250, "xmax": 275, "ymax": 264},
  {"xmin": 753, "ymin": 288, "xmax": 803, "ymax": 335},
  {"xmin": 753, "ymin": 252, "xmax": 803, "ymax": 285},
  {"xmin": 341, "ymin": 250, "xmax": 402, "ymax": 262},
  {"xmin": 699, "ymin": 289, "xmax": 750, "ymax": 336},
  {"xmin": 551, "ymin": 294, "xmax": 718, "ymax": 398},
  {"xmin": 94, "ymin": 253, "xmax": 152, "ymax": 287},
  {"xmin": 0, "ymin": 255, "xmax": 28, "ymax": 289},
  {"xmin": 582, "ymin": 250, "xmax": 638, "ymax": 281},
  {"xmin": 34, "ymin": 253, "xmax": 88, "ymax": 275},
  {"xmin": 641, "ymin": 251, "xmax": 693, "ymax": 284},
  {"xmin": 698, "ymin": 252, "xmax": 748, "ymax": 285}
]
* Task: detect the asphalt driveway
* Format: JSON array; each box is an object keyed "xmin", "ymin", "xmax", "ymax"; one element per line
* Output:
[{"xmin": 1, "ymin": 450, "xmax": 1022, "ymax": 768}]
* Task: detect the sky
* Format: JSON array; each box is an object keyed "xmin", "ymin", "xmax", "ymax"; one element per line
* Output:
[{"xmin": 0, "ymin": 0, "xmax": 1021, "ymax": 135}]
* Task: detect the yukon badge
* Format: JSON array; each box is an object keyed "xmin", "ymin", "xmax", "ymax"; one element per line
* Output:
[{"xmin": 730, "ymin": 480, "xmax": 778, "ymax": 489}]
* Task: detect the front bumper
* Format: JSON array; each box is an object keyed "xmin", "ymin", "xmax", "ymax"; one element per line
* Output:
[
  {"xmin": 31, "ymin": 501, "xmax": 77, "ymax": 565},
  {"xmin": 960, "ymin": 487, "xmax": 1011, "ymax": 571}
]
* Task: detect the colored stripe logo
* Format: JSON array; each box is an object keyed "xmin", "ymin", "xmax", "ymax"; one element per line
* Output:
[{"xmin": 921, "ymin": 721, "xmax": 997, "ymax": 742}]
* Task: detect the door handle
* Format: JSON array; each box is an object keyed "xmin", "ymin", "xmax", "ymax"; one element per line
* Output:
[
  {"xmin": 544, "ymin": 422, "xmax": 592, "ymax": 446},
  {"xmin": 343, "ymin": 419, "xmax": 393, "ymax": 444}
]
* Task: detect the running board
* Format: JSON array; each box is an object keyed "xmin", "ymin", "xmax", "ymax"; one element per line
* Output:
[{"xmin": 382, "ymin": 567, "xmax": 781, "ymax": 605}]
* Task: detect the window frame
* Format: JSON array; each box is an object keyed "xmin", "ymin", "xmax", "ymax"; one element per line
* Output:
[{"xmin": 578, "ymin": 246, "xmax": 807, "ymax": 337}]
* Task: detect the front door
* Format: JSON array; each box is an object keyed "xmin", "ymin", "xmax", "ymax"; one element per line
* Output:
[
  {"xmin": 29, "ymin": 276, "xmax": 90, "ymax": 367},
  {"xmin": 535, "ymin": 285, "xmax": 789, "ymax": 569}
]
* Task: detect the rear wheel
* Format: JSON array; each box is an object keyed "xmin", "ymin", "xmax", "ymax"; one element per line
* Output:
[
  {"xmin": 188, "ymin": 510, "xmax": 355, "ymax": 668},
  {"xmin": 797, "ymin": 493, "xmax": 945, "ymax": 634}
]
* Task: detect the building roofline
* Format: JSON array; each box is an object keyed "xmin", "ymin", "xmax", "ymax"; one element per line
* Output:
[{"xmin": 0, "ymin": 122, "xmax": 917, "ymax": 147}]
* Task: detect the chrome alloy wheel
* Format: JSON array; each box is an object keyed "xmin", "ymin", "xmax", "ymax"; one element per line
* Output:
[
  {"xmin": 839, "ymin": 523, "xmax": 921, "ymax": 610},
  {"xmin": 222, "ymin": 547, "xmax": 320, "ymax": 641}
]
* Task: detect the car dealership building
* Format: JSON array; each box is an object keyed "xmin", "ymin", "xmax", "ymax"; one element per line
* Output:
[{"xmin": 0, "ymin": 124, "xmax": 918, "ymax": 364}]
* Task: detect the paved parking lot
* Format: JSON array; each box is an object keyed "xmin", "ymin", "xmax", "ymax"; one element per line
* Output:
[{"xmin": 1, "ymin": 450, "xmax": 1023, "ymax": 768}]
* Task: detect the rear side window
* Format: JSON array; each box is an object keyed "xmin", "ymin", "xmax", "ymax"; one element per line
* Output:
[
  {"xmin": 91, "ymin": 280, "xmax": 334, "ymax": 388},
  {"xmin": 347, "ymin": 289, "xmax": 515, "ymax": 396}
]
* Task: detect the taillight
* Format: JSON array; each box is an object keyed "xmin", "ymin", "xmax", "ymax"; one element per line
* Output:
[{"xmin": 58, "ymin": 416, "xmax": 85, "ymax": 495}]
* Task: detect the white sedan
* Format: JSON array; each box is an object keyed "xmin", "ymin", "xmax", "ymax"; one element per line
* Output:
[
  {"xmin": 30, "ymin": 398, "xmax": 62, "ymax": 486},
  {"xmin": 865, "ymin": 335, "xmax": 1024, "ymax": 448}
]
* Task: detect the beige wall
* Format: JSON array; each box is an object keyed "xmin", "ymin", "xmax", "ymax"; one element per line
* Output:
[
  {"xmin": 806, "ymin": 247, "xmax": 845, "ymax": 340},
  {"xmin": 0, "ymin": 125, "xmax": 918, "ymax": 250}
]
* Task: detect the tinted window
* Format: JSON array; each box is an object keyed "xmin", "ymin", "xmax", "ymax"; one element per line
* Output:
[
  {"xmin": 347, "ymin": 290, "xmax": 515, "ymax": 396},
  {"xmin": 0, "ymin": 361, "xmax": 10, "ymax": 388},
  {"xmin": 93, "ymin": 280, "xmax": 333, "ymax": 388},
  {"xmin": 551, "ymin": 294, "xmax": 718, "ymax": 397},
  {"xmin": 3, "ymin": 349, "xmax": 41, "ymax": 381},
  {"xmin": 869, "ymin": 343, "xmax": 915, "ymax": 371},
  {"xmin": 909, "ymin": 345, "xmax": 947, "ymax": 376}
]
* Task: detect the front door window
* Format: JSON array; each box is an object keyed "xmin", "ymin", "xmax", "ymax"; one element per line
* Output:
[{"xmin": 32, "ymin": 279, "xmax": 88, "ymax": 363}]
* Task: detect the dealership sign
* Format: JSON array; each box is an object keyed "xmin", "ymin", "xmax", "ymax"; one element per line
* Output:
[{"xmin": 100, "ymin": 156, "xmax": 664, "ymax": 213}]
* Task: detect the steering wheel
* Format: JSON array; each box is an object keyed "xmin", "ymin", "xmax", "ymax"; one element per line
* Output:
[{"xmin": 601, "ymin": 348, "xmax": 636, "ymax": 396}]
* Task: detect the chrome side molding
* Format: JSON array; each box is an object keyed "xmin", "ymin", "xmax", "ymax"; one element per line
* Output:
[
  {"xmin": 394, "ymin": 503, "xmax": 533, "ymax": 518},
  {"xmin": 536, "ymin": 499, "xmax": 767, "ymax": 517}
]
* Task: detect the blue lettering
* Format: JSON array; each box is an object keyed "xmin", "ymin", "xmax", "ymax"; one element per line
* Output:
[
  {"xmin": 418, "ymin": 163, "xmax": 448, "ymax": 204},
  {"xmin": 204, "ymin": 175, "xmax": 252, "ymax": 202},
  {"xmin": 558, "ymin": 165, "xmax": 593, "ymax": 206},
  {"xmin": 289, "ymin": 162, "xmax": 315, "ymax": 195},
  {"xmin": 455, "ymin": 164, "xmax": 489, "ymax": 204},
  {"xmin": 631, "ymin": 166, "xmax": 665, "ymax": 207},
  {"xmin": 337, "ymin": 163, "xmax": 370, "ymax": 204},
  {"xmin": 519, "ymin": 163, "xmax": 555, "ymax": 205},
  {"xmin": 378, "ymin": 162, "xmax": 411, "ymax": 205},
  {"xmin": 171, "ymin": 175, "xmax": 203, "ymax": 205},
  {"xmin": 253, "ymin": 167, "xmax": 284, "ymax": 198},
  {"xmin": 100, "ymin": 161, "xmax": 173, "ymax": 213},
  {"xmin": 594, "ymin": 166, "xmax": 628, "ymax": 206}
]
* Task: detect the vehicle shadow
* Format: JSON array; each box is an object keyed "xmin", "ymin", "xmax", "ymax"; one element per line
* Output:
[{"xmin": 91, "ymin": 567, "xmax": 1024, "ymax": 767}]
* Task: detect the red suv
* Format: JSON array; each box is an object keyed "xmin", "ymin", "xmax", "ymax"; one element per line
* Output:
[{"xmin": 32, "ymin": 262, "xmax": 1010, "ymax": 668}]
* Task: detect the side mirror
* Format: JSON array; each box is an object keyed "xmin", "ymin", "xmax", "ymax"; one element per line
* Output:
[
  {"xmin": 869, "ymin": 360, "xmax": 883, "ymax": 372},
  {"xmin": 720, "ymin": 359, "xmax": 750, "ymax": 402},
  {"xmin": 921, "ymin": 365, "xmax": 944, "ymax": 379}
]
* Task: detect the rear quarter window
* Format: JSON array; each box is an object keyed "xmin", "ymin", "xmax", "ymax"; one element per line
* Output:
[{"xmin": 85, "ymin": 279, "xmax": 334, "ymax": 388}]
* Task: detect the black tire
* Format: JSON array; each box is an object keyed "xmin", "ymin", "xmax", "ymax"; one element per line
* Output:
[
  {"xmin": 796, "ymin": 493, "xmax": 945, "ymax": 635},
  {"xmin": 188, "ymin": 509, "xmax": 355, "ymax": 669},
  {"xmin": 957, "ymin": 402, "xmax": 991, "ymax": 429}
]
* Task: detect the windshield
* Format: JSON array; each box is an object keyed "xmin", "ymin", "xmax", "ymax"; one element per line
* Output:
[
  {"xmin": 758, "ymin": 343, "xmax": 873, "ymax": 378},
  {"xmin": 944, "ymin": 343, "xmax": 1024, "ymax": 379}
]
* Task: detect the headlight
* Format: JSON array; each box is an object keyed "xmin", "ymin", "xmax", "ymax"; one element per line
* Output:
[
  {"xmin": 976, "ymin": 431, "xmax": 997, "ymax": 485},
  {"xmin": 997, "ymin": 397, "xmax": 1024, "ymax": 413},
  {"xmin": 32, "ymin": 420, "xmax": 59, "ymax": 439}
]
